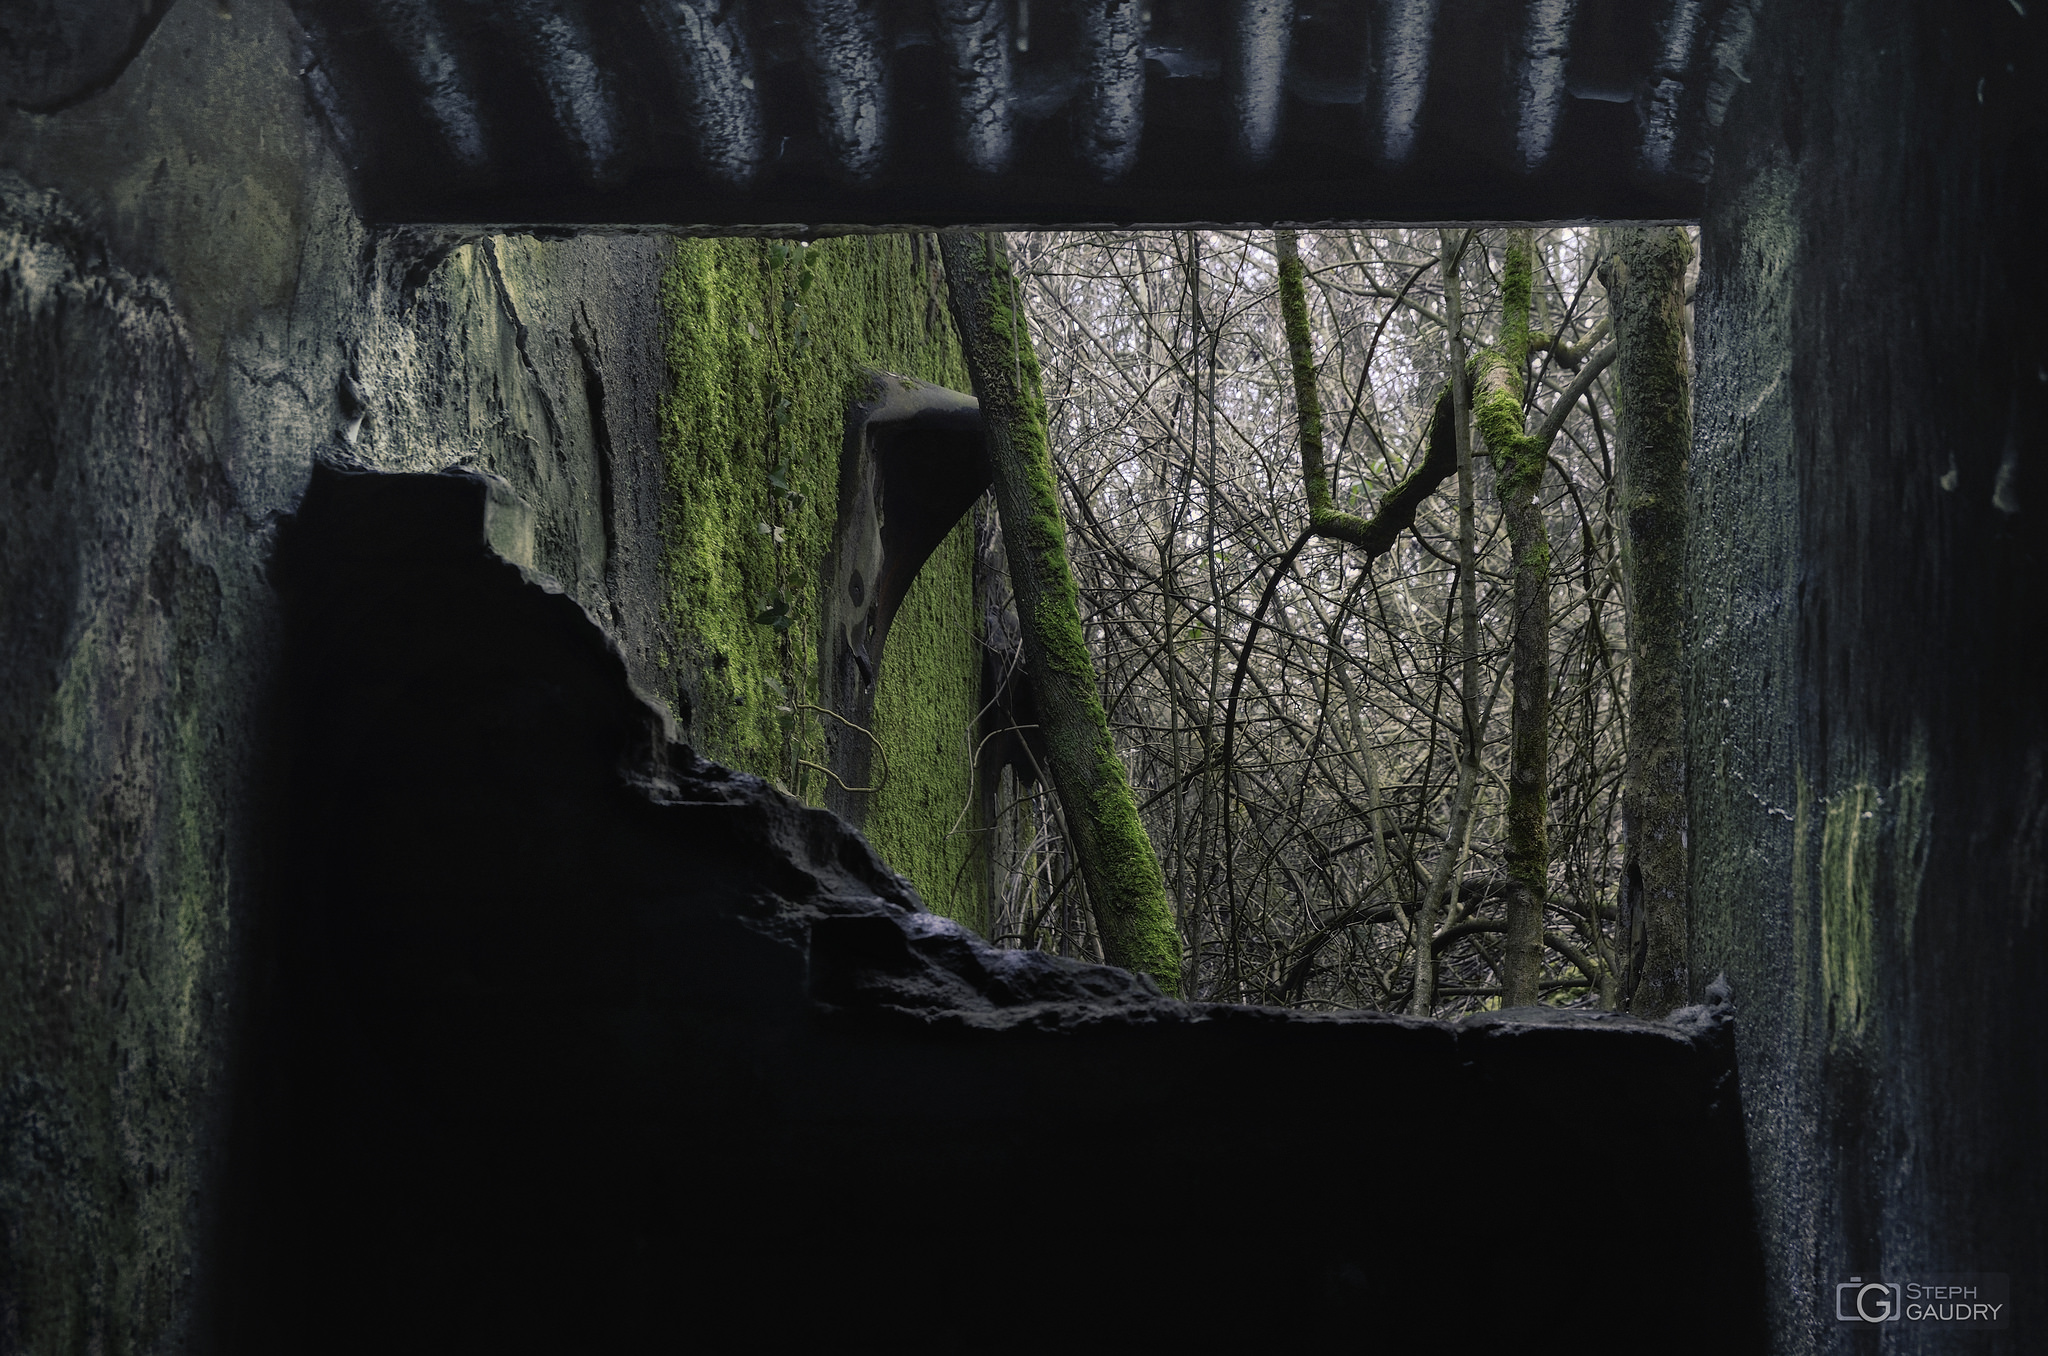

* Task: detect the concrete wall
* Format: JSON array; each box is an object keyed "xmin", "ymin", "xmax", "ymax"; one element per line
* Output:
[
  {"xmin": 2, "ymin": 8, "xmax": 995, "ymax": 1345},
  {"xmin": 0, "ymin": 5, "xmax": 672, "ymax": 1348},
  {"xmin": 1691, "ymin": 1, "xmax": 2046, "ymax": 1349},
  {"xmin": 234, "ymin": 455, "xmax": 1767, "ymax": 1354}
]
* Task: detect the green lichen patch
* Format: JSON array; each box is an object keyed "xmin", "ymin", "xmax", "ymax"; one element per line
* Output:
[
  {"xmin": 1893, "ymin": 725, "xmax": 1932, "ymax": 947},
  {"xmin": 1821, "ymin": 782, "xmax": 1879, "ymax": 1041},
  {"xmin": 1809, "ymin": 733, "xmax": 1933, "ymax": 1043}
]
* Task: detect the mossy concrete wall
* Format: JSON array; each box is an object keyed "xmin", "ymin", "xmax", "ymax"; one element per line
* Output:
[
  {"xmin": 659, "ymin": 235, "xmax": 987, "ymax": 929},
  {"xmin": 1, "ymin": 6, "xmax": 991, "ymax": 1340},
  {"xmin": 0, "ymin": 4, "xmax": 672, "ymax": 1348},
  {"xmin": 2, "ymin": 7, "xmax": 359, "ymax": 1347}
]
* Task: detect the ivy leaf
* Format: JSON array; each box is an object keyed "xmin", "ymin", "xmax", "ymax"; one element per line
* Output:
[
  {"xmin": 767, "ymin": 465, "xmax": 790, "ymax": 494},
  {"xmin": 752, "ymin": 591, "xmax": 792, "ymax": 631},
  {"xmin": 784, "ymin": 491, "xmax": 805, "ymax": 513}
]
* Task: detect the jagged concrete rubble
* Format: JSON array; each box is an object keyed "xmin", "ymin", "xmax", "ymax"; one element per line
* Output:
[{"xmin": 219, "ymin": 461, "xmax": 1766, "ymax": 1350}]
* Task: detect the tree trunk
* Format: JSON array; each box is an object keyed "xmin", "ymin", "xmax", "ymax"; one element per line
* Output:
[
  {"xmin": 1410, "ymin": 230, "xmax": 1484, "ymax": 1018},
  {"xmin": 1473, "ymin": 230, "xmax": 1550, "ymax": 1010},
  {"xmin": 1603, "ymin": 227, "xmax": 1693, "ymax": 1017},
  {"xmin": 939, "ymin": 232, "xmax": 1183, "ymax": 996},
  {"xmin": 1275, "ymin": 230, "xmax": 1460, "ymax": 562}
]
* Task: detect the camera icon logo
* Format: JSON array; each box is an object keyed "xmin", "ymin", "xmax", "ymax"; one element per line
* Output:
[{"xmin": 1837, "ymin": 1277, "xmax": 1903, "ymax": 1323}]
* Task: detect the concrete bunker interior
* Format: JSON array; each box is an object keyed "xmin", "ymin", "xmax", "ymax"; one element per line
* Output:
[{"xmin": 2, "ymin": 1, "xmax": 2041, "ymax": 1351}]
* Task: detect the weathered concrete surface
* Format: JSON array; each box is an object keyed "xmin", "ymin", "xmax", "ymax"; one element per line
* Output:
[
  {"xmin": 1691, "ymin": 1, "xmax": 2047, "ymax": 1349},
  {"xmin": 0, "ymin": 6, "xmax": 674, "ymax": 1350},
  {"xmin": 818, "ymin": 371, "xmax": 989, "ymax": 826},
  {"xmin": 282, "ymin": 0, "xmax": 1743, "ymax": 226},
  {"xmin": 227, "ymin": 462, "xmax": 1765, "ymax": 1352},
  {"xmin": 0, "ymin": 168, "xmax": 250, "ymax": 1356},
  {"xmin": 315, "ymin": 230, "xmax": 679, "ymax": 708}
]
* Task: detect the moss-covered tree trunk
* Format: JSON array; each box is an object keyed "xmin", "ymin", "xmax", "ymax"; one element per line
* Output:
[
  {"xmin": 1274, "ymin": 230, "xmax": 1461, "ymax": 562},
  {"xmin": 938, "ymin": 232, "xmax": 1182, "ymax": 996},
  {"xmin": 1473, "ymin": 231, "xmax": 1551, "ymax": 1009},
  {"xmin": 1603, "ymin": 227, "xmax": 1693, "ymax": 1017}
]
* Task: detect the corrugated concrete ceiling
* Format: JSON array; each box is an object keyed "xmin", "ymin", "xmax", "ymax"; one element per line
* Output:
[{"xmin": 293, "ymin": 0, "xmax": 1756, "ymax": 229}]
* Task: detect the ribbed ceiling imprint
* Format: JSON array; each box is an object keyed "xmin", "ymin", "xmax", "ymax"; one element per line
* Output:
[{"xmin": 295, "ymin": 0, "xmax": 1755, "ymax": 229}]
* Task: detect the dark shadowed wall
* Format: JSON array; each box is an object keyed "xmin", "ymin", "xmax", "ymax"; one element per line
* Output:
[
  {"xmin": 1691, "ymin": 1, "xmax": 2046, "ymax": 1349},
  {"xmin": 1, "ymin": 10, "xmax": 983, "ymax": 1346},
  {"xmin": 0, "ymin": 6, "xmax": 678, "ymax": 1347}
]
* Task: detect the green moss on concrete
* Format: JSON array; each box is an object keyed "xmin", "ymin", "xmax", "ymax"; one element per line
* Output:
[
  {"xmin": 862, "ymin": 517, "xmax": 987, "ymax": 932},
  {"xmin": 1810, "ymin": 733, "xmax": 1932, "ymax": 1045},
  {"xmin": 659, "ymin": 239, "xmax": 784, "ymax": 783},
  {"xmin": 1821, "ymin": 781, "xmax": 1878, "ymax": 1042},
  {"xmin": 659, "ymin": 235, "xmax": 985, "ymax": 925},
  {"xmin": 2, "ymin": 171, "xmax": 251, "ymax": 1355}
]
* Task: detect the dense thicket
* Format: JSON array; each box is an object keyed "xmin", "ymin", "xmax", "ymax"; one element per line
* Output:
[{"xmin": 974, "ymin": 228, "xmax": 1691, "ymax": 1015}]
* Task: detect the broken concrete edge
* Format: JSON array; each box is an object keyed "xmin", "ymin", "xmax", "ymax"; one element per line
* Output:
[{"xmin": 284, "ymin": 456, "xmax": 1741, "ymax": 1064}]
